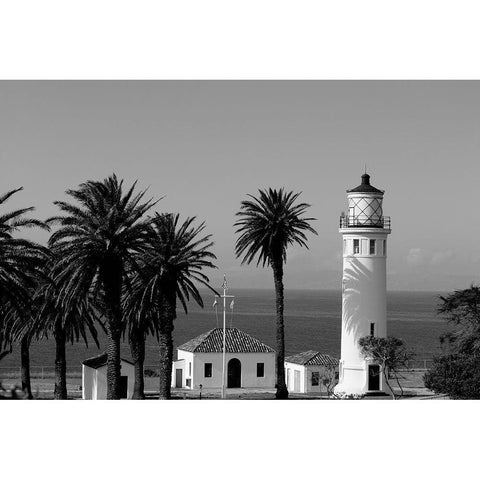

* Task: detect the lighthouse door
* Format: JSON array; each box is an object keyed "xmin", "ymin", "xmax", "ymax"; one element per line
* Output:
[{"xmin": 368, "ymin": 365, "xmax": 380, "ymax": 391}]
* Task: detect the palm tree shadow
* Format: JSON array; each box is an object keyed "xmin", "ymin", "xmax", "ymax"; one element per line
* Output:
[{"xmin": 342, "ymin": 258, "xmax": 376, "ymax": 339}]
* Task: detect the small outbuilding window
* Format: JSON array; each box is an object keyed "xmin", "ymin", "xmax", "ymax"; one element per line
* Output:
[
  {"xmin": 311, "ymin": 371, "xmax": 320, "ymax": 386},
  {"xmin": 256, "ymin": 363, "xmax": 265, "ymax": 377},
  {"xmin": 204, "ymin": 363, "xmax": 212, "ymax": 378},
  {"xmin": 189, "ymin": 362, "xmax": 192, "ymax": 376},
  {"xmin": 353, "ymin": 239, "xmax": 360, "ymax": 254}
]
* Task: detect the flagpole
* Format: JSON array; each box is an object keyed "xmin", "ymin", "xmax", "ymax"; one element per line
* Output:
[
  {"xmin": 222, "ymin": 279, "xmax": 227, "ymax": 399},
  {"xmin": 216, "ymin": 275, "xmax": 234, "ymax": 400}
]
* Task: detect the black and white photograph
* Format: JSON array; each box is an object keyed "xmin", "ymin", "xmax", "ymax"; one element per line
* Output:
[
  {"xmin": 1, "ymin": 2, "xmax": 479, "ymax": 480},
  {"xmin": 1, "ymin": 80, "xmax": 479, "ymax": 402}
]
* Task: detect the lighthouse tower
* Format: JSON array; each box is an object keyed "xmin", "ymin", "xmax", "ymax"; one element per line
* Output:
[{"xmin": 334, "ymin": 173, "xmax": 391, "ymax": 396}]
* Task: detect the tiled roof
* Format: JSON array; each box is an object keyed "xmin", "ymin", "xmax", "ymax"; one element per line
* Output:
[
  {"xmin": 82, "ymin": 353, "xmax": 134, "ymax": 369},
  {"xmin": 285, "ymin": 350, "xmax": 338, "ymax": 367},
  {"xmin": 178, "ymin": 328, "xmax": 275, "ymax": 354}
]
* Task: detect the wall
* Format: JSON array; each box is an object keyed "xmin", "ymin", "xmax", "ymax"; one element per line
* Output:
[
  {"xmin": 177, "ymin": 350, "xmax": 275, "ymax": 390},
  {"xmin": 83, "ymin": 361, "xmax": 135, "ymax": 400},
  {"xmin": 82, "ymin": 365, "xmax": 93, "ymax": 400},
  {"xmin": 176, "ymin": 351, "xmax": 194, "ymax": 388},
  {"xmin": 285, "ymin": 363, "xmax": 338, "ymax": 394}
]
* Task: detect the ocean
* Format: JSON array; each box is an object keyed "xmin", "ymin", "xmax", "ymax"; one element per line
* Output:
[{"xmin": 0, "ymin": 289, "xmax": 452, "ymax": 372}]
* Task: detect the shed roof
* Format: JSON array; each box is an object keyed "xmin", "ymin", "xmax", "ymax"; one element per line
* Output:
[
  {"xmin": 178, "ymin": 327, "xmax": 275, "ymax": 354},
  {"xmin": 347, "ymin": 173, "xmax": 384, "ymax": 194},
  {"xmin": 285, "ymin": 350, "xmax": 338, "ymax": 367},
  {"xmin": 82, "ymin": 353, "xmax": 134, "ymax": 369}
]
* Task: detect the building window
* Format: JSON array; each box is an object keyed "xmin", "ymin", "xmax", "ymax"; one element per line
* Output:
[
  {"xmin": 311, "ymin": 371, "xmax": 320, "ymax": 386},
  {"xmin": 353, "ymin": 239, "xmax": 360, "ymax": 254},
  {"xmin": 189, "ymin": 362, "xmax": 192, "ymax": 376},
  {"xmin": 370, "ymin": 322, "xmax": 375, "ymax": 336},
  {"xmin": 256, "ymin": 363, "xmax": 265, "ymax": 377},
  {"xmin": 204, "ymin": 363, "xmax": 212, "ymax": 378},
  {"xmin": 369, "ymin": 239, "xmax": 376, "ymax": 255},
  {"xmin": 343, "ymin": 239, "xmax": 347, "ymax": 254},
  {"xmin": 383, "ymin": 239, "xmax": 387, "ymax": 255}
]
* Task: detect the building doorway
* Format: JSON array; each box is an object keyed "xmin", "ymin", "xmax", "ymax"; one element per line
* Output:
[
  {"xmin": 175, "ymin": 369, "xmax": 183, "ymax": 388},
  {"xmin": 368, "ymin": 364, "xmax": 380, "ymax": 391},
  {"xmin": 120, "ymin": 376, "xmax": 128, "ymax": 398},
  {"xmin": 227, "ymin": 358, "xmax": 241, "ymax": 388}
]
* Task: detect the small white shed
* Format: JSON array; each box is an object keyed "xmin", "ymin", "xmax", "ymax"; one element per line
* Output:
[
  {"xmin": 285, "ymin": 351, "xmax": 339, "ymax": 394},
  {"xmin": 82, "ymin": 353, "xmax": 135, "ymax": 400},
  {"xmin": 172, "ymin": 327, "xmax": 276, "ymax": 391}
]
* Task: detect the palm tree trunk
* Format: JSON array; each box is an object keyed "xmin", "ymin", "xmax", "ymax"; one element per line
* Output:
[
  {"xmin": 130, "ymin": 327, "xmax": 145, "ymax": 399},
  {"xmin": 272, "ymin": 257, "xmax": 288, "ymax": 399},
  {"xmin": 101, "ymin": 259, "xmax": 123, "ymax": 400},
  {"xmin": 20, "ymin": 336, "xmax": 33, "ymax": 399},
  {"xmin": 106, "ymin": 321, "xmax": 122, "ymax": 399},
  {"xmin": 54, "ymin": 322, "xmax": 67, "ymax": 400},
  {"xmin": 158, "ymin": 287, "xmax": 176, "ymax": 400}
]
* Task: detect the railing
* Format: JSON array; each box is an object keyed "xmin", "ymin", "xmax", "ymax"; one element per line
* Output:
[{"xmin": 339, "ymin": 215, "xmax": 391, "ymax": 229}]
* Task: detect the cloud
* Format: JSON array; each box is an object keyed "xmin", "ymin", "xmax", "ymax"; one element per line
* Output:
[
  {"xmin": 406, "ymin": 248, "xmax": 428, "ymax": 267},
  {"xmin": 431, "ymin": 250, "xmax": 454, "ymax": 266}
]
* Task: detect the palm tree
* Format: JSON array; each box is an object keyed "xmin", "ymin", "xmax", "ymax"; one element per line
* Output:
[
  {"xmin": 48, "ymin": 174, "xmax": 157, "ymax": 399},
  {"xmin": 33, "ymin": 257, "xmax": 102, "ymax": 400},
  {"xmin": 234, "ymin": 188, "xmax": 317, "ymax": 399},
  {"xmin": 127, "ymin": 213, "xmax": 216, "ymax": 399},
  {"xmin": 0, "ymin": 187, "xmax": 49, "ymax": 396},
  {"xmin": 122, "ymin": 297, "xmax": 158, "ymax": 400},
  {"xmin": 122, "ymin": 264, "xmax": 160, "ymax": 399}
]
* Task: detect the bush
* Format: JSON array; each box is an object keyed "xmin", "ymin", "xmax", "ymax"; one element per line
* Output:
[{"xmin": 424, "ymin": 353, "xmax": 480, "ymax": 399}]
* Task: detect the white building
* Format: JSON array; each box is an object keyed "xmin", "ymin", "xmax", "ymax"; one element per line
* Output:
[
  {"xmin": 334, "ymin": 173, "xmax": 392, "ymax": 396},
  {"xmin": 82, "ymin": 353, "xmax": 135, "ymax": 400},
  {"xmin": 285, "ymin": 351, "xmax": 339, "ymax": 394},
  {"xmin": 171, "ymin": 327, "xmax": 276, "ymax": 391}
]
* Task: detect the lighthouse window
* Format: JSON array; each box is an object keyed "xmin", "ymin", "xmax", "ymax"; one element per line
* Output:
[
  {"xmin": 369, "ymin": 239, "xmax": 376, "ymax": 255},
  {"xmin": 353, "ymin": 239, "xmax": 360, "ymax": 254},
  {"xmin": 343, "ymin": 239, "xmax": 346, "ymax": 254},
  {"xmin": 383, "ymin": 240, "xmax": 387, "ymax": 255},
  {"xmin": 370, "ymin": 323, "xmax": 375, "ymax": 336}
]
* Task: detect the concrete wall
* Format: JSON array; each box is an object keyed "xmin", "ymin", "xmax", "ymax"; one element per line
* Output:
[
  {"xmin": 82, "ymin": 365, "xmax": 93, "ymax": 400},
  {"xmin": 175, "ymin": 351, "xmax": 194, "ymax": 388},
  {"xmin": 174, "ymin": 349, "xmax": 275, "ymax": 390},
  {"xmin": 82, "ymin": 361, "xmax": 135, "ymax": 400},
  {"xmin": 285, "ymin": 363, "xmax": 338, "ymax": 394}
]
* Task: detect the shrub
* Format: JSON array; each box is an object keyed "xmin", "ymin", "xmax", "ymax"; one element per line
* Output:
[{"xmin": 424, "ymin": 353, "xmax": 480, "ymax": 399}]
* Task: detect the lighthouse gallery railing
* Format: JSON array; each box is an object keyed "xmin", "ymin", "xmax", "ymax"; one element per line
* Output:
[{"xmin": 339, "ymin": 215, "xmax": 391, "ymax": 229}]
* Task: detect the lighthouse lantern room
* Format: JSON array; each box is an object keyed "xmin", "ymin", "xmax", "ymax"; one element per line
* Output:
[{"xmin": 334, "ymin": 173, "xmax": 392, "ymax": 396}]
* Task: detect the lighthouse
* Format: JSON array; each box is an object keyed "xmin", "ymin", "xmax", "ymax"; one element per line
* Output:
[{"xmin": 334, "ymin": 173, "xmax": 391, "ymax": 396}]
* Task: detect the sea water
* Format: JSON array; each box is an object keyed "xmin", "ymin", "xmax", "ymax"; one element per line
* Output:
[{"xmin": 0, "ymin": 289, "xmax": 451, "ymax": 371}]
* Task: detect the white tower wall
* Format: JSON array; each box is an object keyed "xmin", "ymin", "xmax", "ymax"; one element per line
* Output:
[{"xmin": 335, "ymin": 174, "xmax": 391, "ymax": 396}]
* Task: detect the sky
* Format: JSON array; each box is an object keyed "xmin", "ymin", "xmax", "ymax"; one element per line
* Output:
[{"xmin": 0, "ymin": 80, "xmax": 479, "ymax": 292}]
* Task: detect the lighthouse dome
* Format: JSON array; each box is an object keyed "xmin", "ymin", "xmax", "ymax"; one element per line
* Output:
[
  {"xmin": 347, "ymin": 173, "xmax": 384, "ymax": 194},
  {"xmin": 342, "ymin": 173, "xmax": 388, "ymax": 228}
]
